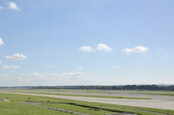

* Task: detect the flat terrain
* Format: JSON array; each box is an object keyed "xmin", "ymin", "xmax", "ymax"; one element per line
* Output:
[
  {"xmin": 1, "ymin": 89, "xmax": 174, "ymax": 110},
  {"xmin": 1, "ymin": 91, "xmax": 174, "ymax": 115}
]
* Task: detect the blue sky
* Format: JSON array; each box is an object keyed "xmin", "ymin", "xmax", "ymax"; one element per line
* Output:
[{"xmin": 0, "ymin": 0, "xmax": 174, "ymax": 86}]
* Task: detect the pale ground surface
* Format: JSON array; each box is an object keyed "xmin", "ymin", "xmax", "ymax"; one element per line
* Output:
[
  {"xmin": 3, "ymin": 89, "xmax": 174, "ymax": 101},
  {"xmin": 4, "ymin": 98, "xmax": 10, "ymax": 102},
  {"xmin": 1, "ymin": 91, "xmax": 174, "ymax": 110}
]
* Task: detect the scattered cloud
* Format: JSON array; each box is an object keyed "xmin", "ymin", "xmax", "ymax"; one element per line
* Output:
[
  {"xmin": 45, "ymin": 65, "xmax": 54, "ymax": 69},
  {"xmin": 0, "ymin": 60, "xmax": 2, "ymax": 64},
  {"xmin": 122, "ymin": 46, "xmax": 149, "ymax": 53},
  {"xmin": 0, "ymin": 38, "xmax": 4, "ymax": 45},
  {"xmin": 45, "ymin": 65, "xmax": 51, "ymax": 69},
  {"xmin": 20, "ymin": 73, "xmax": 24, "ymax": 76},
  {"xmin": 6, "ymin": 53, "xmax": 26, "ymax": 61},
  {"xmin": 24, "ymin": 72, "xmax": 95, "ymax": 85},
  {"xmin": 2, "ymin": 65, "xmax": 20, "ymax": 69},
  {"xmin": 0, "ymin": 74, "xmax": 10, "ymax": 79},
  {"xmin": 97, "ymin": 43, "xmax": 112, "ymax": 51},
  {"xmin": 0, "ymin": 6, "xmax": 3, "ymax": 9},
  {"xmin": 79, "ymin": 46, "xmax": 92, "ymax": 52},
  {"xmin": 112, "ymin": 65, "xmax": 117, "ymax": 69},
  {"xmin": 0, "ymin": 73, "xmax": 18, "ymax": 86},
  {"xmin": 77, "ymin": 66, "xmax": 83, "ymax": 71},
  {"xmin": 8, "ymin": 2, "xmax": 19, "ymax": 10},
  {"xmin": 0, "ymin": 73, "xmax": 10, "ymax": 77},
  {"xmin": 27, "ymin": 72, "xmax": 93, "ymax": 79}
]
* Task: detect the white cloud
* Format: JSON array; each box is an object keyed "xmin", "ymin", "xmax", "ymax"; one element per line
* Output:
[
  {"xmin": 0, "ymin": 72, "xmax": 94, "ymax": 86},
  {"xmin": 112, "ymin": 65, "xmax": 117, "ymax": 69},
  {"xmin": 27, "ymin": 72, "xmax": 93, "ymax": 79},
  {"xmin": 2, "ymin": 65, "xmax": 20, "ymax": 69},
  {"xmin": 45, "ymin": 65, "xmax": 51, "ymax": 69},
  {"xmin": 122, "ymin": 46, "xmax": 149, "ymax": 53},
  {"xmin": 0, "ymin": 60, "xmax": 2, "ymax": 64},
  {"xmin": 45, "ymin": 65, "xmax": 55, "ymax": 69},
  {"xmin": 0, "ymin": 6, "xmax": 3, "ymax": 9},
  {"xmin": 77, "ymin": 66, "xmax": 83, "ymax": 71},
  {"xmin": 122, "ymin": 48, "xmax": 133, "ymax": 53},
  {"xmin": 0, "ymin": 74, "xmax": 10, "ymax": 80},
  {"xmin": 97, "ymin": 43, "xmax": 112, "ymax": 51},
  {"xmin": 6, "ymin": 53, "xmax": 26, "ymax": 61},
  {"xmin": 8, "ymin": 2, "xmax": 19, "ymax": 10},
  {"xmin": 25, "ymin": 72, "xmax": 95, "ymax": 85},
  {"xmin": 79, "ymin": 46, "xmax": 92, "ymax": 52},
  {"xmin": 0, "ymin": 38, "xmax": 4, "ymax": 45},
  {"xmin": 133, "ymin": 46, "xmax": 149, "ymax": 53},
  {"xmin": 0, "ymin": 74, "xmax": 10, "ymax": 77},
  {"xmin": 20, "ymin": 73, "xmax": 24, "ymax": 76},
  {"xmin": 0, "ymin": 74, "xmax": 18, "ymax": 86}
]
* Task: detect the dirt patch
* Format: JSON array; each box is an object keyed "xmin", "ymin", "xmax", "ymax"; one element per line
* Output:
[
  {"xmin": 4, "ymin": 99, "xmax": 10, "ymax": 102},
  {"xmin": 88, "ymin": 108, "xmax": 101, "ymax": 111}
]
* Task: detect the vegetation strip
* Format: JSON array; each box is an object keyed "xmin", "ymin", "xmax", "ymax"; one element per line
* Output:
[
  {"xmin": 4, "ymin": 91, "xmax": 151, "ymax": 100},
  {"xmin": 102, "ymin": 106, "xmax": 167, "ymax": 115},
  {"xmin": 42, "ymin": 102, "xmax": 137, "ymax": 115},
  {"xmin": 25, "ymin": 102, "xmax": 91, "ymax": 115},
  {"xmin": 6, "ymin": 85, "xmax": 173, "ymax": 91},
  {"xmin": 142, "ymin": 93, "xmax": 174, "ymax": 96},
  {"xmin": 1, "ymin": 92, "xmax": 174, "ymax": 115}
]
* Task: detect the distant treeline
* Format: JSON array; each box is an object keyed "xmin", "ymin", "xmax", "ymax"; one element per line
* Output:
[{"xmin": 1, "ymin": 85, "xmax": 174, "ymax": 91}]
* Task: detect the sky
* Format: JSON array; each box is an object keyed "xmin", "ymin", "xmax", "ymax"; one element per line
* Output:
[{"xmin": 0, "ymin": 0, "xmax": 174, "ymax": 86}]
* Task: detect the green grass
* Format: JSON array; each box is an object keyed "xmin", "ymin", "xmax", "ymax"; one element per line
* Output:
[
  {"xmin": 42, "ymin": 103, "xmax": 113, "ymax": 115},
  {"xmin": 0, "ymin": 102, "xmax": 72, "ymax": 115},
  {"xmin": 0, "ymin": 93, "xmax": 72, "ymax": 115},
  {"xmin": 0, "ymin": 92, "xmax": 174, "ymax": 115},
  {"xmin": 30, "ymin": 89, "xmax": 78, "ymax": 92},
  {"xmin": 41, "ymin": 99, "xmax": 174, "ymax": 115},
  {"xmin": 142, "ymin": 92, "xmax": 174, "ymax": 96}
]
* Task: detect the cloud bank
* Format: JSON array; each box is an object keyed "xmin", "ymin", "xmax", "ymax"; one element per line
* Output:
[
  {"xmin": 79, "ymin": 46, "xmax": 92, "ymax": 52},
  {"xmin": 0, "ymin": 38, "xmax": 4, "ymax": 45},
  {"xmin": 79, "ymin": 43, "xmax": 112, "ymax": 52},
  {"xmin": 8, "ymin": 2, "xmax": 19, "ymax": 10},
  {"xmin": 2, "ymin": 65, "xmax": 20, "ymax": 69},
  {"xmin": 97, "ymin": 43, "xmax": 112, "ymax": 51},
  {"xmin": 122, "ymin": 46, "xmax": 149, "ymax": 53},
  {"xmin": 6, "ymin": 53, "xmax": 27, "ymax": 61}
]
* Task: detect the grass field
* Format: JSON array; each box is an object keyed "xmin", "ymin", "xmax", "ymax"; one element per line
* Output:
[
  {"xmin": 0, "ymin": 92, "xmax": 174, "ymax": 115},
  {"xmin": 0, "ymin": 102, "xmax": 72, "ymax": 115},
  {"xmin": 142, "ymin": 92, "xmax": 174, "ymax": 96}
]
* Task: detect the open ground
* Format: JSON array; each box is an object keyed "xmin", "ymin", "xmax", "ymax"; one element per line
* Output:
[{"xmin": 0, "ymin": 89, "xmax": 174, "ymax": 115}]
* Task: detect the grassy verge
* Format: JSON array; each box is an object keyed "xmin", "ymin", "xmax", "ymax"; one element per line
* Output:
[
  {"xmin": 0, "ymin": 92, "xmax": 174, "ymax": 115},
  {"xmin": 142, "ymin": 92, "xmax": 174, "ymax": 96},
  {"xmin": 30, "ymin": 89, "xmax": 78, "ymax": 92},
  {"xmin": 0, "ymin": 101, "xmax": 71, "ymax": 115}
]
